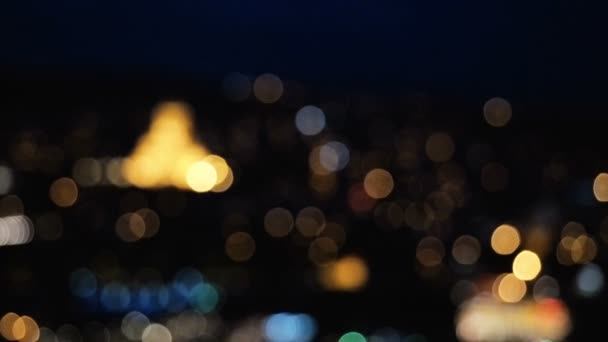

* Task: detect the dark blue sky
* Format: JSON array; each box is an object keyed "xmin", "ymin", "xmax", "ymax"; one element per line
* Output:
[{"xmin": 2, "ymin": 1, "xmax": 606, "ymax": 99}]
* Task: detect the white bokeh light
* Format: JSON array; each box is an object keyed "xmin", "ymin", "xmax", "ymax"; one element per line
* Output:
[{"xmin": 295, "ymin": 106, "xmax": 326, "ymax": 136}]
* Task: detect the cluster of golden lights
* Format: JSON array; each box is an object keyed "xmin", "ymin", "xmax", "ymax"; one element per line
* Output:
[{"xmin": 122, "ymin": 102, "xmax": 233, "ymax": 193}]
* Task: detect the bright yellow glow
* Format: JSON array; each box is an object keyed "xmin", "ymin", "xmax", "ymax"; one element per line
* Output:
[
  {"xmin": 593, "ymin": 173, "xmax": 608, "ymax": 202},
  {"xmin": 498, "ymin": 273, "xmax": 527, "ymax": 303},
  {"xmin": 49, "ymin": 177, "xmax": 79, "ymax": 207},
  {"xmin": 122, "ymin": 101, "xmax": 233, "ymax": 192},
  {"xmin": 491, "ymin": 224, "xmax": 520, "ymax": 255},
  {"xmin": 513, "ymin": 250, "xmax": 542, "ymax": 281},
  {"xmin": 186, "ymin": 161, "xmax": 217, "ymax": 193},
  {"xmin": 363, "ymin": 168, "xmax": 394, "ymax": 199},
  {"xmin": 320, "ymin": 256, "xmax": 368, "ymax": 291}
]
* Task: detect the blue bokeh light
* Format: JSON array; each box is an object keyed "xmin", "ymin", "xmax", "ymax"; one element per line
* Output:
[
  {"xmin": 100, "ymin": 281, "xmax": 131, "ymax": 312},
  {"xmin": 264, "ymin": 312, "xmax": 317, "ymax": 342}
]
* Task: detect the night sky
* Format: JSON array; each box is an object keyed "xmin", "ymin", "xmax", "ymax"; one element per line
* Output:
[{"xmin": 2, "ymin": 1, "xmax": 607, "ymax": 99}]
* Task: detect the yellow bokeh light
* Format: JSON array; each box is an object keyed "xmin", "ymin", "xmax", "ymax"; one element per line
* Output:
[
  {"xmin": 491, "ymin": 224, "xmax": 520, "ymax": 255},
  {"xmin": 11, "ymin": 317, "xmax": 26, "ymax": 341},
  {"xmin": 203, "ymin": 155, "xmax": 231, "ymax": 192},
  {"xmin": 18, "ymin": 316, "xmax": 39, "ymax": 342},
  {"xmin": 49, "ymin": 177, "xmax": 79, "ymax": 207},
  {"xmin": 498, "ymin": 273, "xmax": 527, "ymax": 303},
  {"xmin": 593, "ymin": 173, "xmax": 608, "ymax": 202},
  {"xmin": 512, "ymin": 250, "xmax": 542, "ymax": 281},
  {"xmin": 570, "ymin": 234, "xmax": 597, "ymax": 264},
  {"xmin": 1, "ymin": 313, "xmax": 19, "ymax": 340},
  {"xmin": 363, "ymin": 168, "xmax": 394, "ymax": 199},
  {"xmin": 319, "ymin": 256, "xmax": 368, "ymax": 291},
  {"xmin": 186, "ymin": 161, "xmax": 217, "ymax": 193},
  {"xmin": 122, "ymin": 101, "xmax": 233, "ymax": 192},
  {"xmin": 212, "ymin": 167, "xmax": 234, "ymax": 193}
]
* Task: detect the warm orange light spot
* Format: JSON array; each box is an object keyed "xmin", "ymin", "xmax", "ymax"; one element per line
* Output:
[
  {"xmin": 593, "ymin": 173, "xmax": 608, "ymax": 202},
  {"xmin": 17, "ymin": 316, "xmax": 39, "ymax": 342},
  {"xmin": 491, "ymin": 224, "xmax": 520, "ymax": 255},
  {"xmin": 320, "ymin": 256, "xmax": 368, "ymax": 291},
  {"xmin": 49, "ymin": 177, "xmax": 78, "ymax": 207},
  {"xmin": 0, "ymin": 313, "xmax": 19, "ymax": 340},
  {"xmin": 498, "ymin": 273, "xmax": 527, "ymax": 303},
  {"xmin": 363, "ymin": 169, "xmax": 394, "ymax": 199}
]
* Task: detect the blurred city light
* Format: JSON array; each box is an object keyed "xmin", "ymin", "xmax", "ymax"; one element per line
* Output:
[
  {"xmin": 264, "ymin": 313, "xmax": 317, "ymax": 342},
  {"xmin": 121, "ymin": 102, "xmax": 233, "ymax": 193},
  {"xmin": 0, "ymin": 215, "xmax": 34, "ymax": 247},
  {"xmin": 483, "ymin": 97, "xmax": 512, "ymax": 128},
  {"xmin": 319, "ymin": 256, "xmax": 369, "ymax": 291},
  {"xmin": 490, "ymin": 224, "xmax": 520, "ymax": 255},
  {"xmin": 456, "ymin": 296, "xmax": 571, "ymax": 342}
]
